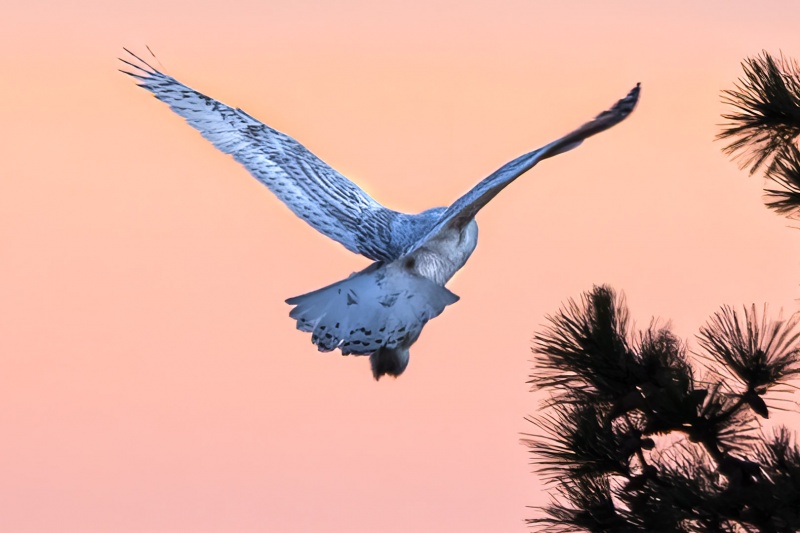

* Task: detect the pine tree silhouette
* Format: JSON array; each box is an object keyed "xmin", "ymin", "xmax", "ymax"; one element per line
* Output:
[
  {"xmin": 524, "ymin": 286, "xmax": 800, "ymax": 532},
  {"xmin": 718, "ymin": 51, "xmax": 800, "ymax": 217},
  {"xmin": 524, "ymin": 52, "xmax": 800, "ymax": 532}
]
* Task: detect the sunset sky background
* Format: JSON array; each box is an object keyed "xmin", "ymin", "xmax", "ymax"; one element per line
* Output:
[{"xmin": 2, "ymin": 2, "xmax": 800, "ymax": 532}]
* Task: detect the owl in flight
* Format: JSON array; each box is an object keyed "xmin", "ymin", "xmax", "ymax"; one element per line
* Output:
[{"xmin": 121, "ymin": 49, "xmax": 639, "ymax": 380}]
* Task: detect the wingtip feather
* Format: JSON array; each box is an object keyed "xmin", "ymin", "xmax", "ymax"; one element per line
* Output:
[
  {"xmin": 613, "ymin": 83, "xmax": 641, "ymax": 116},
  {"xmin": 120, "ymin": 47, "xmax": 159, "ymax": 74}
]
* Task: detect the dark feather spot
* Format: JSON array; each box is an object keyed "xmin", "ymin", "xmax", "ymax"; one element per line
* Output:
[
  {"xmin": 346, "ymin": 291, "xmax": 358, "ymax": 306},
  {"xmin": 379, "ymin": 293, "xmax": 398, "ymax": 307}
]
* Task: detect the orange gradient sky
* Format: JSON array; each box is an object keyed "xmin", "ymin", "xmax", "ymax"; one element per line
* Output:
[{"xmin": 2, "ymin": 2, "xmax": 800, "ymax": 532}]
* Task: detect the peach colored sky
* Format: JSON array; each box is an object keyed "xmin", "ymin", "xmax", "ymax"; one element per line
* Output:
[{"xmin": 2, "ymin": 2, "xmax": 800, "ymax": 532}]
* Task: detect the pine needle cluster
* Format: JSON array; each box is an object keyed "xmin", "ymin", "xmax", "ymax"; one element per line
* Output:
[
  {"xmin": 718, "ymin": 51, "xmax": 800, "ymax": 217},
  {"xmin": 525, "ymin": 286, "xmax": 800, "ymax": 532}
]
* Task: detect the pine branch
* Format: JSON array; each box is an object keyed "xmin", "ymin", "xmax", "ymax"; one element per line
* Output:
[
  {"xmin": 523, "ymin": 403, "xmax": 634, "ymax": 482},
  {"xmin": 764, "ymin": 143, "xmax": 800, "ymax": 216},
  {"xmin": 743, "ymin": 427, "xmax": 800, "ymax": 531},
  {"xmin": 718, "ymin": 51, "xmax": 800, "ymax": 175},
  {"xmin": 531, "ymin": 286, "xmax": 634, "ymax": 404},
  {"xmin": 528, "ymin": 286, "xmax": 800, "ymax": 532},
  {"xmin": 697, "ymin": 304, "xmax": 800, "ymax": 418},
  {"xmin": 618, "ymin": 446, "xmax": 724, "ymax": 533},
  {"xmin": 527, "ymin": 475, "xmax": 633, "ymax": 533},
  {"xmin": 689, "ymin": 384, "xmax": 758, "ymax": 457}
]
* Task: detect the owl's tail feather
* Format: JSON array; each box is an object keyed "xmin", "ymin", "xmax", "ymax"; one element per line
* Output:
[
  {"xmin": 286, "ymin": 261, "xmax": 458, "ymax": 379},
  {"xmin": 370, "ymin": 347, "xmax": 410, "ymax": 380}
]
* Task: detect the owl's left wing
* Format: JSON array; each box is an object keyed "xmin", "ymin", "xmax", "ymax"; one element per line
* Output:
[{"xmin": 120, "ymin": 49, "xmax": 402, "ymax": 262}]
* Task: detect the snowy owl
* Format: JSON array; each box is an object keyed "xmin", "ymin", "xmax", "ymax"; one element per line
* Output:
[{"xmin": 121, "ymin": 49, "xmax": 639, "ymax": 379}]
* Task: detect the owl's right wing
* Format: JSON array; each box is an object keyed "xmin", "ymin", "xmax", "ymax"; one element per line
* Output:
[
  {"xmin": 120, "ymin": 48, "xmax": 401, "ymax": 262},
  {"xmin": 404, "ymin": 84, "xmax": 641, "ymax": 256}
]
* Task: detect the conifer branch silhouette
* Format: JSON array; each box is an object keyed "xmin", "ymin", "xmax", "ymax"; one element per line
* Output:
[
  {"xmin": 525, "ymin": 286, "xmax": 800, "ymax": 532},
  {"xmin": 719, "ymin": 51, "xmax": 800, "ymax": 219}
]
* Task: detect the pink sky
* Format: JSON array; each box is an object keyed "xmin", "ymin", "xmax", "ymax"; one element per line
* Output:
[{"xmin": 2, "ymin": 1, "xmax": 800, "ymax": 532}]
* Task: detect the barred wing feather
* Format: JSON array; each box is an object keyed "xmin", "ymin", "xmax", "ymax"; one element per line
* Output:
[
  {"xmin": 406, "ymin": 84, "xmax": 641, "ymax": 255},
  {"xmin": 120, "ymin": 49, "xmax": 400, "ymax": 262}
]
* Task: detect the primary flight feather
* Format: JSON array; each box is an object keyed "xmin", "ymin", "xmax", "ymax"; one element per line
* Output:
[{"xmin": 121, "ymin": 48, "xmax": 639, "ymax": 379}]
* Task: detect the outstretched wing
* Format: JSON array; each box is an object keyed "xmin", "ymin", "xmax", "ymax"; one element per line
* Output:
[
  {"xmin": 120, "ymin": 49, "xmax": 401, "ymax": 262},
  {"xmin": 404, "ymin": 84, "xmax": 640, "ymax": 255}
]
